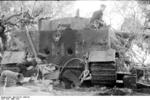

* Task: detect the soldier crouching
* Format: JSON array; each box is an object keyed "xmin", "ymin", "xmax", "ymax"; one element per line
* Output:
[{"xmin": 0, "ymin": 70, "xmax": 24, "ymax": 87}]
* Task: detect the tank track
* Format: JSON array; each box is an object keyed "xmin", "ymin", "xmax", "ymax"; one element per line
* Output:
[{"xmin": 90, "ymin": 62, "xmax": 116, "ymax": 86}]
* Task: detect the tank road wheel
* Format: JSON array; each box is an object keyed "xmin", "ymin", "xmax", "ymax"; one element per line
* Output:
[
  {"xmin": 59, "ymin": 58, "xmax": 84, "ymax": 89},
  {"xmin": 61, "ymin": 69, "xmax": 83, "ymax": 89}
]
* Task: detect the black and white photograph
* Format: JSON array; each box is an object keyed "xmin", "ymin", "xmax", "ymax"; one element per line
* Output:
[{"xmin": 0, "ymin": 0, "xmax": 150, "ymax": 97}]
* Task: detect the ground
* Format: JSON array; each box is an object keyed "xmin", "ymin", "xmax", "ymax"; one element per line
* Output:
[
  {"xmin": 0, "ymin": 87, "xmax": 99, "ymax": 96},
  {"xmin": 1, "ymin": 80, "xmax": 150, "ymax": 96}
]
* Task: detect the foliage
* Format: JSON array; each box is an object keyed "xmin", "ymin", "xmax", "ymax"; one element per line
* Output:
[
  {"xmin": 0, "ymin": 1, "xmax": 74, "ymax": 32},
  {"xmin": 121, "ymin": 17, "xmax": 143, "ymax": 33},
  {"xmin": 113, "ymin": 0, "xmax": 144, "ymax": 33}
]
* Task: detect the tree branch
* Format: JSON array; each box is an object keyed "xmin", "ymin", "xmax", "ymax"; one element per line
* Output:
[
  {"xmin": 39, "ymin": 16, "xmax": 52, "ymax": 21},
  {"xmin": 5, "ymin": 21, "xmax": 19, "ymax": 27},
  {"xmin": 5, "ymin": 29, "xmax": 13, "ymax": 33},
  {"xmin": 4, "ymin": 12, "xmax": 22, "ymax": 22}
]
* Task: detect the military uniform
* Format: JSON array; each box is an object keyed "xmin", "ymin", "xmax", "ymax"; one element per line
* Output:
[
  {"xmin": 90, "ymin": 7, "xmax": 105, "ymax": 28},
  {"xmin": 90, "ymin": 10, "xmax": 103, "ymax": 23}
]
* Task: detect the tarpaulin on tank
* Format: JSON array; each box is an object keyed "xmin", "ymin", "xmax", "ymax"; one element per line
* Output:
[
  {"xmin": 1, "ymin": 51, "xmax": 26, "ymax": 64},
  {"xmin": 40, "ymin": 17, "xmax": 89, "ymax": 31},
  {"xmin": 88, "ymin": 49, "xmax": 116, "ymax": 62}
]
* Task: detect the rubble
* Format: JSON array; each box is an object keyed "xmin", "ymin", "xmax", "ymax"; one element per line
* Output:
[
  {"xmin": 42, "ymin": 80, "xmax": 53, "ymax": 92},
  {"xmin": 123, "ymin": 74, "xmax": 137, "ymax": 89},
  {"xmin": 97, "ymin": 88, "xmax": 133, "ymax": 96},
  {"xmin": 37, "ymin": 63, "xmax": 60, "ymax": 80},
  {"xmin": 0, "ymin": 77, "xmax": 16, "ymax": 87}
]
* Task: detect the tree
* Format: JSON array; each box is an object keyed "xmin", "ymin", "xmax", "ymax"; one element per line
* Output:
[
  {"xmin": 113, "ymin": 0, "xmax": 144, "ymax": 33},
  {"xmin": 0, "ymin": 1, "xmax": 74, "ymax": 31}
]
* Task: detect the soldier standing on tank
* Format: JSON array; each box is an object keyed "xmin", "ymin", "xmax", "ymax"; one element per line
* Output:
[{"xmin": 90, "ymin": 4, "xmax": 106, "ymax": 28}]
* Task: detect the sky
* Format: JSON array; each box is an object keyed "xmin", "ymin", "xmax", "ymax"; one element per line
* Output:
[
  {"xmin": 73, "ymin": 1, "xmax": 123, "ymax": 30},
  {"xmin": 73, "ymin": 0, "xmax": 144, "ymax": 30}
]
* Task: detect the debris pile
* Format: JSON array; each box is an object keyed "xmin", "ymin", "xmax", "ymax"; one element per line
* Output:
[
  {"xmin": 37, "ymin": 63, "xmax": 60, "ymax": 80},
  {"xmin": 97, "ymin": 87, "xmax": 133, "ymax": 96}
]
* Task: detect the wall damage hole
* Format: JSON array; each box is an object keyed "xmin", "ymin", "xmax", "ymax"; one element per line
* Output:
[
  {"xmin": 44, "ymin": 47, "xmax": 50, "ymax": 54},
  {"xmin": 67, "ymin": 48, "xmax": 73, "ymax": 55}
]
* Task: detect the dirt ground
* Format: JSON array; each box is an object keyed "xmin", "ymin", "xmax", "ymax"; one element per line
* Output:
[
  {"xmin": 1, "ymin": 85, "xmax": 150, "ymax": 96},
  {"xmin": 0, "ymin": 87, "xmax": 100, "ymax": 96},
  {"xmin": 1, "ymin": 80, "xmax": 150, "ymax": 96}
]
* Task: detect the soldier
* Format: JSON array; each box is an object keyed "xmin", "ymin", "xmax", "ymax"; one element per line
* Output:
[
  {"xmin": 0, "ymin": 19, "xmax": 7, "ymax": 51},
  {"xmin": 90, "ymin": 4, "xmax": 106, "ymax": 28}
]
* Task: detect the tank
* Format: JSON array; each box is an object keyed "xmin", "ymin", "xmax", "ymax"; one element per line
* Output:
[
  {"xmin": 38, "ymin": 17, "xmax": 117, "ymax": 88},
  {"xmin": 8, "ymin": 16, "xmax": 116, "ymax": 88}
]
